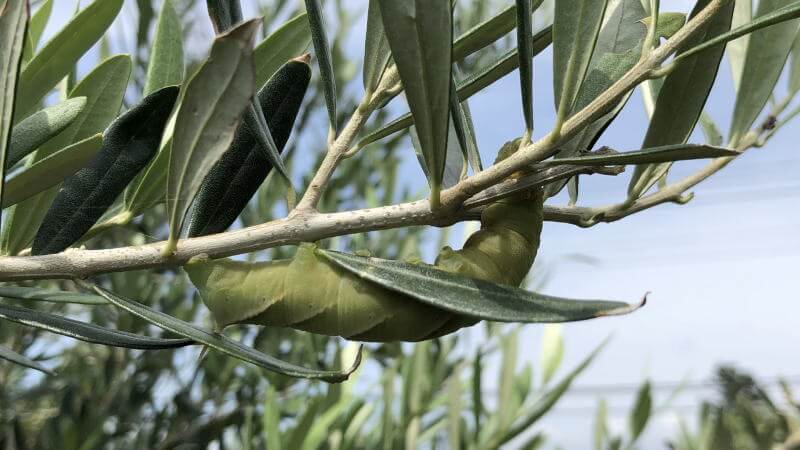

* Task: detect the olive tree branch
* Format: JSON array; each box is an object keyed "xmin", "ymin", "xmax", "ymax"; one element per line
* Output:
[{"xmin": 437, "ymin": 0, "xmax": 727, "ymax": 211}]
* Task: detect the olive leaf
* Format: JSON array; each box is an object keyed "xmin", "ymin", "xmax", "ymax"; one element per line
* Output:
[
  {"xmin": 305, "ymin": 0, "xmax": 338, "ymax": 134},
  {"xmin": 378, "ymin": 0, "xmax": 452, "ymax": 208},
  {"xmin": 363, "ymin": 0, "xmax": 391, "ymax": 95},
  {"xmin": 553, "ymin": 0, "xmax": 608, "ymax": 127},
  {"xmin": 32, "ymin": 86, "xmax": 178, "ymax": 255},
  {"xmin": 0, "ymin": 301, "xmax": 194, "ymax": 349},
  {"xmin": 165, "ymin": 20, "xmax": 258, "ymax": 254},
  {"xmin": 728, "ymin": 0, "xmax": 752, "ymax": 93},
  {"xmin": 449, "ymin": 73, "xmax": 482, "ymax": 173},
  {"xmin": 728, "ymin": 0, "xmax": 800, "ymax": 145},
  {"xmin": 7, "ymin": 97, "xmax": 87, "ymax": 168},
  {"xmin": 13, "ymin": 0, "xmax": 123, "ymax": 121},
  {"xmin": 21, "ymin": 0, "xmax": 53, "ymax": 63},
  {"xmin": 354, "ymin": 26, "xmax": 553, "ymax": 155},
  {"xmin": 84, "ymin": 281, "xmax": 359, "ymax": 382},
  {"xmin": 254, "ymin": 13, "xmax": 311, "ymax": 88},
  {"xmin": 629, "ymin": 380, "xmax": 653, "ymax": 442},
  {"xmin": 0, "ymin": 0, "xmax": 27, "ymax": 230},
  {"xmin": 628, "ymin": 0, "xmax": 733, "ymax": 199},
  {"xmin": 205, "ymin": 0, "xmax": 243, "ymax": 32},
  {"xmin": 789, "ymin": 30, "xmax": 800, "ymax": 93},
  {"xmin": 540, "ymin": 324, "xmax": 564, "ymax": 386},
  {"xmin": 699, "ymin": 112, "xmax": 723, "ymax": 146},
  {"xmin": 143, "ymin": 0, "xmax": 184, "ymax": 96},
  {"xmin": 0, "ymin": 344, "xmax": 52, "ymax": 375},
  {"xmin": 516, "ymin": 0, "xmax": 535, "ymax": 134},
  {"xmin": 320, "ymin": 250, "xmax": 644, "ymax": 323},
  {"xmin": 0, "ymin": 285, "xmax": 107, "ymax": 305},
  {"xmin": 644, "ymin": 12, "xmax": 687, "ymax": 39},
  {"xmin": 540, "ymin": 143, "xmax": 738, "ymax": 167},
  {"xmin": 1, "ymin": 55, "xmax": 131, "ymax": 256},
  {"xmin": 3, "ymin": 133, "xmax": 102, "ymax": 208}
]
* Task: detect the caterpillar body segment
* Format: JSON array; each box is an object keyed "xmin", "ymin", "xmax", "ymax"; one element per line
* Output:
[{"xmin": 186, "ymin": 138, "xmax": 544, "ymax": 341}]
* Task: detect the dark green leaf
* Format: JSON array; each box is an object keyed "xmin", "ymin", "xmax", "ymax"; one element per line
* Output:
[
  {"xmin": 0, "ymin": 285, "xmax": 107, "ymax": 305},
  {"xmin": 629, "ymin": 380, "xmax": 653, "ymax": 442},
  {"xmin": 32, "ymin": 86, "xmax": 179, "ymax": 255},
  {"xmin": 14, "ymin": 0, "xmax": 123, "ymax": 120},
  {"xmin": 84, "ymin": 282, "xmax": 358, "ymax": 382},
  {"xmin": 729, "ymin": 0, "xmax": 800, "ymax": 144},
  {"xmin": 628, "ymin": 0, "xmax": 734, "ymax": 198},
  {"xmin": 206, "ymin": 0, "xmax": 243, "ymax": 32},
  {"xmin": 516, "ymin": 0, "xmax": 535, "ymax": 133},
  {"xmin": 7, "ymin": 97, "xmax": 86, "ymax": 167},
  {"xmin": 143, "ymin": 0, "xmax": 184, "ymax": 96},
  {"xmin": 254, "ymin": 13, "xmax": 311, "ymax": 88},
  {"xmin": 363, "ymin": 0, "xmax": 391, "ymax": 95},
  {"xmin": 542, "ymin": 143, "xmax": 738, "ymax": 167},
  {"xmin": 0, "ymin": 344, "xmax": 52, "ymax": 375},
  {"xmin": 553, "ymin": 0, "xmax": 608, "ymax": 125},
  {"xmin": 378, "ymin": 0, "xmax": 452, "ymax": 208},
  {"xmin": 1, "ymin": 54, "xmax": 131, "ymax": 257},
  {"xmin": 0, "ymin": 301, "xmax": 193, "ymax": 349},
  {"xmin": 0, "ymin": 0, "xmax": 27, "ymax": 230},
  {"xmin": 3, "ymin": 133, "xmax": 102, "ymax": 208},
  {"xmin": 165, "ymin": 20, "xmax": 258, "ymax": 253},
  {"xmin": 320, "ymin": 250, "xmax": 644, "ymax": 323},
  {"xmin": 305, "ymin": 0, "xmax": 337, "ymax": 134}
]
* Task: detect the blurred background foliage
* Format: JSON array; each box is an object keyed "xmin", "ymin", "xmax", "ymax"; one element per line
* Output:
[{"xmin": 1, "ymin": 0, "xmax": 798, "ymax": 449}]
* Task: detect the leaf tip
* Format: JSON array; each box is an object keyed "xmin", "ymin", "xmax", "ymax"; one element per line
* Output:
[
  {"xmin": 595, "ymin": 292, "xmax": 649, "ymax": 318},
  {"xmin": 293, "ymin": 52, "xmax": 312, "ymax": 64}
]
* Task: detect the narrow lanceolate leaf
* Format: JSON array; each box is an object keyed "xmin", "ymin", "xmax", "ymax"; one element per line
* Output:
[
  {"xmin": 143, "ymin": 0, "xmax": 184, "ymax": 96},
  {"xmin": 790, "ymin": 31, "xmax": 800, "ymax": 92},
  {"xmin": 254, "ymin": 13, "xmax": 311, "ymax": 88},
  {"xmin": 490, "ymin": 340, "xmax": 609, "ymax": 448},
  {"xmin": 32, "ymin": 86, "xmax": 178, "ymax": 255},
  {"xmin": 305, "ymin": 0, "xmax": 337, "ymax": 134},
  {"xmin": 354, "ymin": 27, "xmax": 553, "ymax": 151},
  {"xmin": 647, "ymin": 12, "xmax": 687, "ymax": 39},
  {"xmin": 165, "ymin": 20, "xmax": 258, "ymax": 254},
  {"xmin": 0, "ymin": 344, "xmax": 52, "ymax": 375},
  {"xmin": 699, "ymin": 112, "xmax": 723, "ymax": 146},
  {"xmin": 85, "ymin": 282, "xmax": 359, "ymax": 382},
  {"xmin": 545, "ymin": 0, "xmax": 648, "ymax": 198},
  {"xmin": 7, "ymin": 97, "xmax": 86, "ymax": 167},
  {"xmin": 629, "ymin": 380, "xmax": 653, "ymax": 442},
  {"xmin": 0, "ymin": 55, "xmax": 130, "ymax": 256},
  {"xmin": 206, "ymin": 0, "xmax": 243, "ymax": 32},
  {"xmin": 0, "ymin": 0, "xmax": 28, "ymax": 230},
  {"xmin": 14, "ymin": 0, "xmax": 123, "ymax": 120},
  {"xmin": 516, "ymin": 0, "xmax": 535, "ymax": 134},
  {"xmin": 628, "ymin": 0, "xmax": 733, "ymax": 199},
  {"xmin": 0, "ymin": 302, "xmax": 193, "ymax": 349},
  {"xmin": 363, "ymin": 0, "xmax": 392, "ymax": 95},
  {"xmin": 23, "ymin": 0, "xmax": 52, "ymax": 62},
  {"xmin": 553, "ymin": 0, "xmax": 608, "ymax": 127},
  {"xmin": 3, "ymin": 134, "xmax": 102, "ymax": 208},
  {"xmin": 0, "ymin": 285, "xmax": 107, "ymax": 305},
  {"xmin": 453, "ymin": 0, "xmax": 544, "ymax": 61},
  {"xmin": 729, "ymin": 0, "xmax": 800, "ymax": 145},
  {"xmin": 378, "ymin": 0, "xmax": 452, "ymax": 208},
  {"xmin": 449, "ymin": 75, "xmax": 482, "ymax": 173},
  {"xmin": 541, "ymin": 144, "xmax": 739, "ymax": 167},
  {"xmin": 728, "ymin": 0, "xmax": 751, "ymax": 93},
  {"xmin": 321, "ymin": 250, "xmax": 644, "ymax": 323}
]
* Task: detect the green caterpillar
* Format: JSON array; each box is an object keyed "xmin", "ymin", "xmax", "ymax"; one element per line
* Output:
[{"xmin": 186, "ymin": 140, "xmax": 544, "ymax": 342}]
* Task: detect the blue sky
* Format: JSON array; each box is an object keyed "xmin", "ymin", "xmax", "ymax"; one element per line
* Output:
[{"xmin": 42, "ymin": 1, "xmax": 800, "ymax": 447}]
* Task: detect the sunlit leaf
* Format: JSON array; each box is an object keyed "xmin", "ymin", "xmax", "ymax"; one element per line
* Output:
[
  {"xmin": 540, "ymin": 324, "xmax": 564, "ymax": 385},
  {"xmin": 255, "ymin": 13, "xmax": 311, "ymax": 88},
  {"xmin": 378, "ymin": 0, "xmax": 452, "ymax": 207},
  {"xmin": 14, "ymin": 0, "xmax": 123, "ymax": 120},
  {"xmin": 363, "ymin": 0, "xmax": 391, "ymax": 95},
  {"xmin": 320, "ymin": 250, "xmax": 644, "ymax": 323},
  {"xmin": 3, "ymin": 133, "xmax": 102, "ymax": 208},
  {"xmin": 728, "ymin": 0, "xmax": 752, "ymax": 93},
  {"xmin": 165, "ymin": 20, "xmax": 258, "ymax": 254},
  {"xmin": 729, "ymin": 0, "xmax": 800, "ymax": 145},
  {"xmin": 7, "ymin": 97, "xmax": 86, "ymax": 167},
  {"xmin": 628, "ymin": 0, "xmax": 733, "ymax": 199},
  {"xmin": 0, "ymin": 0, "xmax": 27, "ymax": 230},
  {"xmin": 22, "ymin": 0, "xmax": 53, "ymax": 63},
  {"xmin": 143, "ymin": 0, "xmax": 184, "ymax": 96}
]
